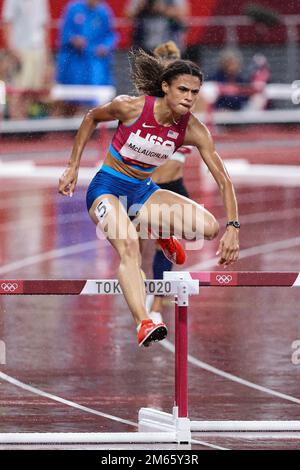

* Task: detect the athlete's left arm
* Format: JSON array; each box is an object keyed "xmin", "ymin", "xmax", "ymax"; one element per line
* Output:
[{"xmin": 183, "ymin": 115, "xmax": 239, "ymax": 266}]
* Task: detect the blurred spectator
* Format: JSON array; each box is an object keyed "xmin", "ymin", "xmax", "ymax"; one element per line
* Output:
[
  {"xmin": 210, "ymin": 48, "xmax": 249, "ymax": 111},
  {"xmin": 246, "ymin": 53, "xmax": 271, "ymax": 110},
  {"xmin": 0, "ymin": 51, "xmax": 17, "ymax": 118},
  {"xmin": 56, "ymin": 0, "xmax": 117, "ymax": 87},
  {"xmin": 2, "ymin": 0, "xmax": 51, "ymax": 119},
  {"xmin": 125, "ymin": 0, "xmax": 189, "ymax": 52},
  {"xmin": 249, "ymin": 53, "xmax": 270, "ymax": 88},
  {"xmin": 0, "ymin": 51, "xmax": 17, "ymax": 82}
]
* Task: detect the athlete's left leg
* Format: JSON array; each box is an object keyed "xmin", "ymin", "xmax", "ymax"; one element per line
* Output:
[{"xmin": 136, "ymin": 189, "xmax": 219, "ymax": 243}]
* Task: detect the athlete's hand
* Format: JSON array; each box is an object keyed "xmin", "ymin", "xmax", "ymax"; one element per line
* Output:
[
  {"xmin": 58, "ymin": 166, "xmax": 78, "ymax": 197},
  {"xmin": 216, "ymin": 227, "xmax": 239, "ymax": 267}
]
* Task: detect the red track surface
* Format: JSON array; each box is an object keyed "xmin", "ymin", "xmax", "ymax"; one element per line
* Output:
[{"xmin": 1, "ymin": 128, "xmax": 300, "ymax": 450}]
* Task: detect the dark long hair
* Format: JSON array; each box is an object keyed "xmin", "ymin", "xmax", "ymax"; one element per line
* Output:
[{"xmin": 130, "ymin": 49, "xmax": 203, "ymax": 97}]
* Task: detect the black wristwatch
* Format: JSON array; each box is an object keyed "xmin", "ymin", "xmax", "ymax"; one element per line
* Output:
[{"xmin": 226, "ymin": 220, "xmax": 241, "ymax": 229}]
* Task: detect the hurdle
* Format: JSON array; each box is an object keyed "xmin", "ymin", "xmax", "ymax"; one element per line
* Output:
[
  {"xmin": 0, "ymin": 271, "xmax": 300, "ymax": 445},
  {"xmin": 139, "ymin": 271, "xmax": 300, "ymax": 436}
]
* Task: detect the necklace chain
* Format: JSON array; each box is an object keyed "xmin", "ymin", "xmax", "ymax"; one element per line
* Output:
[{"xmin": 172, "ymin": 115, "xmax": 179, "ymax": 125}]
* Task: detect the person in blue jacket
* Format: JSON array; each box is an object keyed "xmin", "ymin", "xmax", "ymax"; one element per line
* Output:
[{"xmin": 56, "ymin": 0, "xmax": 117, "ymax": 86}]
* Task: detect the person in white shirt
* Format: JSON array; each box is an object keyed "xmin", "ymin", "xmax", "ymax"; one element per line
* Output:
[{"xmin": 2, "ymin": 0, "xmax": 51, "ymax": 118}]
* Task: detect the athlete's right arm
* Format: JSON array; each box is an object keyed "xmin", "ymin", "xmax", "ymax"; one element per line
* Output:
[{"xmin": 58, "ymin": 96, "xmax": 144, "ymax": 197}]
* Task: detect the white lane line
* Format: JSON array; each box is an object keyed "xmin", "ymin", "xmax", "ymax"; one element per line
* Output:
[
  {"xmin": 1, "ymin": 206, "xmax": 300, "ymax": 233},
  {"xmin": 187, "ymin": 235, "xmax": 300, "ymax": 272},
  {"xmin": 238, "ymin": 207, "xmax": 300, "ymax": 224},
  {"xmin": 0, "ymin": 211, "xmax": 86, "ymax": 232},
  {"xmin": 1, "ymin": 212, "xmax": 300, "ymax": 426},
  {"xmin": 2, "ymin": 160, "xmax": 300, "ymax": 188},
  {"xmin": 236, "ymin": 236, "xmax": 300, "ymax": 261},
  {"xmin": 0, "ymin": 371, "xmax": 136, "ymax": 427},
  {"xmin": 0, "ymin": 238, "xmax": 299, "ymax": 442},
  {"xmin": 0, "ymin": 173, "xmax": 299, "ymax": 206},
  {"xmin": 1, "ymin": 213, "xmax": 300, "ymax": 277},
  {"xmin": 1, "ymin": 149, "xmax": 98, "ymax": 160},
  {"xmin": 191, "ymin": 438, "xmax": 230, "ymax": 450},
  {"xmin": 0, "ymin": 240, "xmax": 98, "ymax": 275},
  {"xmin": 218, "ymin": 138, "xmax": 300, "ymax": 150},
  {"xmin": 0, "ymin": 163, "xmax": 96, "ymax": 182},
  {"xmin": 0, "ymin": 375, "xmax": 228, "ymax": 450},
  {"xmin": 0, "ymin": 376, "xmax": 223, "ymax": 451},
  {"xmin": 162, "ymin": 340, "xmax": 300, "ymax": 405},
  {"xmin": 0, "ymin": 372, "xmax": 225, "ymax": 450}
]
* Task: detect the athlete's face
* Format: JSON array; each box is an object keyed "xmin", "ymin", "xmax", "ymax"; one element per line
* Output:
[{"xmin": 162, "ymin": 75, "xmax": 201, "ymax": 115}]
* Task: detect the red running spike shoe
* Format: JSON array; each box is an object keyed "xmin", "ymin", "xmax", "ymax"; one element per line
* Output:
[
  {"xmin": 137, "ymin": 319, "xmax": 168, "ymax": 347},
  {"xmin": 157, "ymin": 236, "xmax": 186, "ymax": 265}
]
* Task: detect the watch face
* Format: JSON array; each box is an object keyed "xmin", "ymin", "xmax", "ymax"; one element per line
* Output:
[{"xmin": 227, "ymin": 221, "xmax": 240, "ymax": 228}]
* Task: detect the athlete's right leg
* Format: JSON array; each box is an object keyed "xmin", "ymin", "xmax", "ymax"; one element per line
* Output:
[{"xmin": 88, "ymin": 194, "xmax": 148, "ymax": 326}]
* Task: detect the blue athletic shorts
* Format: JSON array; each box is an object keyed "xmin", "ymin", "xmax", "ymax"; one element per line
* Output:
[{"xmin": 86, "ymin": 165, "xmax": 160, "ymax": 217}]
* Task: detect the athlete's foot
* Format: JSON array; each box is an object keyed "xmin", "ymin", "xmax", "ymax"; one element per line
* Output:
[
  {"xmin": 157, "ymin": 236, "xmax": 186, "ymax": 265},
  {"xmin": 137, "ymin": 319, "xmax": 168, "ymax": 347}
]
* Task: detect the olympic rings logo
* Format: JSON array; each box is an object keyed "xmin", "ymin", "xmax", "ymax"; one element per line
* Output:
[
  {"xmin": 1, "ymin": 282, "xmax": 19, "ymax": 292},
  {"xmin": 215, "ymin": 275, "xmax": 233, "ymax": 284}
]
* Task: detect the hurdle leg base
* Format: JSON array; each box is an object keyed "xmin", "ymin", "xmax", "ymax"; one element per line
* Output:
[{"xmin": 138, "ymin": 406, "xmax": 191, "ymax": 444}]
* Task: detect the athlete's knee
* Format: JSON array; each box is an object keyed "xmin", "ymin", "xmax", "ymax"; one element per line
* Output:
[
  {"xmin": 205, "ymin": 216, "xmax": 219, "ymax": 240},
  {"xmin": 119, "ymin": 237, "xmax": 140, "ymax": 261}
]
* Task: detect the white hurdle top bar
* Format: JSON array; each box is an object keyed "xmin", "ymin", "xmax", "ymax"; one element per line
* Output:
[{"xmin": 0, "ymin": 272, "xmax": 299, "ymax": 295}]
